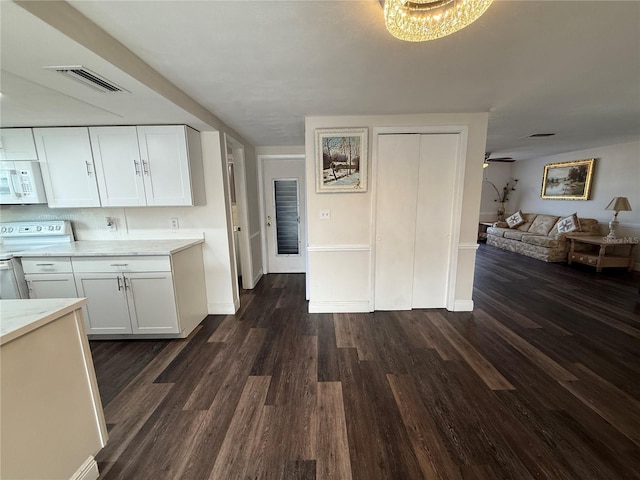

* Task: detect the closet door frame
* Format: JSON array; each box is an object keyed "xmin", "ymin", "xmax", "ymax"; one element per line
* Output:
[{"xmin": 370, "ymin": 126, "xmax": 469, "ymax": 312}]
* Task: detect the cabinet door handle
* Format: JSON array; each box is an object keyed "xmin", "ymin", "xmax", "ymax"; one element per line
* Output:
[
  {"xmin": 133, "ymin": 160, "xmax": 141, "ymax": 175},
  {"xmin": 116, "ymin": 276, "xmax": 123, "ymax": 291},
  {"xmin": 110, "ymin": 263, "xmax": 128, "ymax": 267},
  {"xmin": 124, "ymin": 276, "xmax": 130, "ymax": 290},
  {"xmin": 142, "ymin": 160, "xmax": 149, "ymax": 175},
  {"xmin": 85, "ymin": 161, "xmax": 93, "ymax": 176},
  {"xmin": 35, "ymin": 263, "xmax": 54, "ymax": 266},
  {"xmin": 10, "ymin": 171, "xmax": 23, "ymax": 197}
]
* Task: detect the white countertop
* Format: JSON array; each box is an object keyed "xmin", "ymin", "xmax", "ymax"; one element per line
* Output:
[
  {"xmin": 15, "ymin": 238, "xmax": 204, "ymax": 257},
  {"xmin": 0, "ymin": 298, "xmax": 87, "ymax": 346}
]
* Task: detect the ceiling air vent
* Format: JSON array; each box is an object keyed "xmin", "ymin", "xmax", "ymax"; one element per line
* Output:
[{"xmin": 43, "ymin": 66, "xmax": 129, "ymax": 93}]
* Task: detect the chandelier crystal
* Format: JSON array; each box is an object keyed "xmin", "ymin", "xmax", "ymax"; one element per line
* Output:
[{"xmin": 384, "ymin": 0, "xmax": 494, "ymax": 42}]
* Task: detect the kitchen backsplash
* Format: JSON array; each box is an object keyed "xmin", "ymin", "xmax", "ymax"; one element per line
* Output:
[{"xmin": 0, "ymin": 204, "xmax": 205, "ymax": 241}]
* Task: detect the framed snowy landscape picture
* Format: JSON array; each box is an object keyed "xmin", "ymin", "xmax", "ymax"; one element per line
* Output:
[{"xmin": 315, "ymin": 127, "xmax": 368, "ymax": 193}]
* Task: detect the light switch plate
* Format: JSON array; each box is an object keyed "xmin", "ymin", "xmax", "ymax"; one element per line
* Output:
[{"xmin": 170, "ymin": 218, "xmax": 179, "ymax": 230}]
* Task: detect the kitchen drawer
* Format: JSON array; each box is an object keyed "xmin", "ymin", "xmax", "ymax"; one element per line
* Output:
[
  {"xmin": 22, "ymin": 257, "xmax": 72, "ymax": 274},
  {"xmin": 71, "ymin": 255, "xmax": 171, "ymax": 273}
]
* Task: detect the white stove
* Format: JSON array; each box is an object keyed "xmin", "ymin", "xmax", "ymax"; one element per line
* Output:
[{"xmin": 0, "ymin": 221, "xmax": 74, "ymax": 298}]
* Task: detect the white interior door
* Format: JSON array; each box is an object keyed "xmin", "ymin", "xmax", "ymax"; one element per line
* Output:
[
  {"xmin": 263, "ymin": 158, "xmax": 306, "ymax": 273},
  {"xmin": 374, "ymin": 133, "xmax": 459, "ymax": 310},
  {"xmin": 374, "ymin": 134, "xmax": 421, "ymax": 310},
  {"xmin": 411, "ymin": 134, "xmax": 457, "ymax": 308}
]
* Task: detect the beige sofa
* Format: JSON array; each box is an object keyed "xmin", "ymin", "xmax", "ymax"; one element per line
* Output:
[{"xmin": 486, "ymin": 213, "xmax": 601, "ymax": 262}]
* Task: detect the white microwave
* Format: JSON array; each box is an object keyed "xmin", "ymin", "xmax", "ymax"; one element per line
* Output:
[{"xmin": 0, "ymin": 161, "xmax": 47, "ymax": 204}]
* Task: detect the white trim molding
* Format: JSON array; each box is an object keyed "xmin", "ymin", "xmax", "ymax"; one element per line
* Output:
[
  {"xmin": 70, "ymin": 456, "xmax": 100, "ymax": 480},
  {"xmin": 459, "ymin": 243, "xmax": 480, "ymax": 250},
  {"xmin": 307, "ymin": 244, "xmax": 371, "ymax": 252},
  {"xmin": 452, "ymin": 299, "xmax": 474, "ymax": 312},
  {"xmin": 208, "ymin": 302, "xmax": 238, "ymax": 315},
  {"xmin": 309, "ymin": 301, "xmax": 371, "ymax": 313}
]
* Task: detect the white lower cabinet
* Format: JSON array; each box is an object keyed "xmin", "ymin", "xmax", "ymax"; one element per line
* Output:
[
  {"xmin": 71, "ymin": 253, "xmax": 200, "ymax": 337},
  {"xmin": 126, "ymin": 272, "xmax": 178, "ymax": 333},
  {"xmin": 22, "ymin": 257, "xmax": 78, "ymax": 299},
  {"xmin": 74, "ymin": 272, "xmax": 134, "ymax": 334},
  {"xmin": 20, "ymin": 243, "xmax": 207, "ymax": 339},
  {"xmin": 25, "ymin": 273, "xmax": 77, "ymax": 299},
  {"xmin": 74, "ymin": 271, "xmax": 179, "ymax": 335}
]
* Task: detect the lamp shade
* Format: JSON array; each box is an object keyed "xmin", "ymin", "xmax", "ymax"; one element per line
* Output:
[{"xmin": 605, "ymin": 197, "xmax": 632, "ymax": 212}]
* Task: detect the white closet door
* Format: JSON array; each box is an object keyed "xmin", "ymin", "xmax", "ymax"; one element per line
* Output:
[
  {"xmin": 374, "ymin": 134, "xmax": 421, "ymax": 310},
  {"xmin": 412, "ymin": 134, "xmax": 458, "ymax": 308},
  {"xmin": 374, "ymin": 133, "xmax": 459, "ymax": 311}
]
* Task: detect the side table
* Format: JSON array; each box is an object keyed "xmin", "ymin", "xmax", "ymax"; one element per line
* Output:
[
  {"xmin": 566, "ymin": 235, "xmax": 638, "ymax": 272},
  {"xmin": 478, "ymin": 222, "xmax": 493, "ymax": 242}
]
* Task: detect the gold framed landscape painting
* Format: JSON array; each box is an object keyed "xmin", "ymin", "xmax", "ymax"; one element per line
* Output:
[
  {"xmin": 315, "ymin": 127, "xmax": 368, "ymax": 193},
  {"xmin": 541, "ymin": 159, "xmax": 595, "ymax": 200}
]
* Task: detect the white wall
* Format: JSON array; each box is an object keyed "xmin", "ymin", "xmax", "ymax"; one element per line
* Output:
[
  {"xmin": 511, "ymin": 140, "xmax": 640, "ymax": 267},
  {"xmin": 1, "ymin": 131, "xmax": 239, "ymax": 314},
  {"xmin": 305, "ymin": 113, "xmax": 488, "ymax": 313}
]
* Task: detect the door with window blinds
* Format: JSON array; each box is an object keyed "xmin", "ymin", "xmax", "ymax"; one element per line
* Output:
[
  {"xmin": 263, "ymin": 157, "xmax": 306, "ymax": 273},
  {"xmin": 374, "ymin": 133, "xmax": 459, "ymax": 310}
]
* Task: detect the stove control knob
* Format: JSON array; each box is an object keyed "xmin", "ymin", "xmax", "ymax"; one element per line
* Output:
[
  {"xmin": 0, "ymin": 227, "xmax": 5, "ymax": 233},
  {"xmin": 36, "ymin": 226, "xmax": 42, "ymax": 231},
  {"xmin": 55, "ymin": 225, "xmax": 61, "ymax": 231},
  {"xmin": 48, "ymin": 225, "xmax": 55, "ymax": 231},
  {"xmin": 8, "ymin": 228, "xmax": 13, "ymax": 233}
]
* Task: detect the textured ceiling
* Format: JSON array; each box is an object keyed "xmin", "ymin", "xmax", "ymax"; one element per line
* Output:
[{"xmin": 2, "ymin": 1, "xmax": 639, "ymax": 160}]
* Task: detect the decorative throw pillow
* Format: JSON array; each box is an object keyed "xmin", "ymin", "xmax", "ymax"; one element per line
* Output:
[
  {"xmin": 528, "ymin": 215, "xmax": 560, "ymax": 235},
  {"xmin": 557, "ymin": 213, "xmax": 581, "ymax": 234},
  {"xmin": 506, "ymin": 210, "xmax": 525, "ymax": 228}
]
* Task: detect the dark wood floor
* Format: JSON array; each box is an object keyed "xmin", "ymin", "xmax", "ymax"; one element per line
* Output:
[{"xmin": 90, "ymin": 244, "xmax": 640, "ymax": 480}]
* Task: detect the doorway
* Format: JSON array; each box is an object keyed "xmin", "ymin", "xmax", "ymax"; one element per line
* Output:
[
  {"xmin": 260, "ymin": 156, "xmax": 306, "ymax": 273},
  {"xmin": 224, "ymin": 134, "xmax": 254, "ymax": 292}
]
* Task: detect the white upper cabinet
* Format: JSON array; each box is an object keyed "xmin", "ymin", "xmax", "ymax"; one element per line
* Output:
[
  {"xmin": 0, "ymin": 128, "xmax": 38, "ymax": 161},
  {"xmin": 136, "ymin": 125, "xmax": 204, "ymax": 206},
  {"xmin": 90, "ymin": 125, "xmax": 205, "ymax": 207},
  {"xmin": 89, "ymin": 126, "xmax": 146, "ymax": 207},
  {"xmin": 33, "ymin": 127, "xmax": 101, "ymax": 208}
]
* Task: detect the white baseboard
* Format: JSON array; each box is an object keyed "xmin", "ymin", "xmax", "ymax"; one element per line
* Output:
[
  {"xmin": 70, "ymin": 457, "xmax": 99, "ymax": 480},
  {"xmin": 308, "ymin": 301, "xmax": 371, "ymax": 313},
  {"xmin": 452, "ymin": 299, "xmax": 474, "ymax": 312},
  {"xmin": 207, "ymin": 302, "xmax": 237, "ymax": 315}
]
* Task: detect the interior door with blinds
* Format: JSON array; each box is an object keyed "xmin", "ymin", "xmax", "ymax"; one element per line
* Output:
[
  {"xmin": 263, "ymin": 157, "xmax": 306, "ymax": 273},
  {"xmin": 374, "ymin": 133, "xmax": 459, "ymax": 310}
]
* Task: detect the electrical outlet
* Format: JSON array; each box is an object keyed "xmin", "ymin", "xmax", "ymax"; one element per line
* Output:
[
  {"xmin": 105, "ymin": 216, "xmax": 117, "ymax": 232},
  {"xmin": 170, "ymin": 218, "xmax": 179, "ymax": 230},
  {"xmin": 320, "ymin": 209, "xmax": 331, "ymax": 220}
]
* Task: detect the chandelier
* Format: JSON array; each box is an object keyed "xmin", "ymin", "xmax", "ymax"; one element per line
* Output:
[{"xmin": 384, "ymin": 0, "xmax": 494, "ymax": 42}]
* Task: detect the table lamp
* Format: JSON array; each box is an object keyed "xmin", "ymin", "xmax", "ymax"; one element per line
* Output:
[{"xmin": 605, "ymin": 196, "xmax": 632, "ymax": 239}]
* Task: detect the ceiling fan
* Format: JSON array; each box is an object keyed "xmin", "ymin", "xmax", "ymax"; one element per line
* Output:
[{"xmin": 484, "ymin": 153, "xmax": 515, "ymax": 168}]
